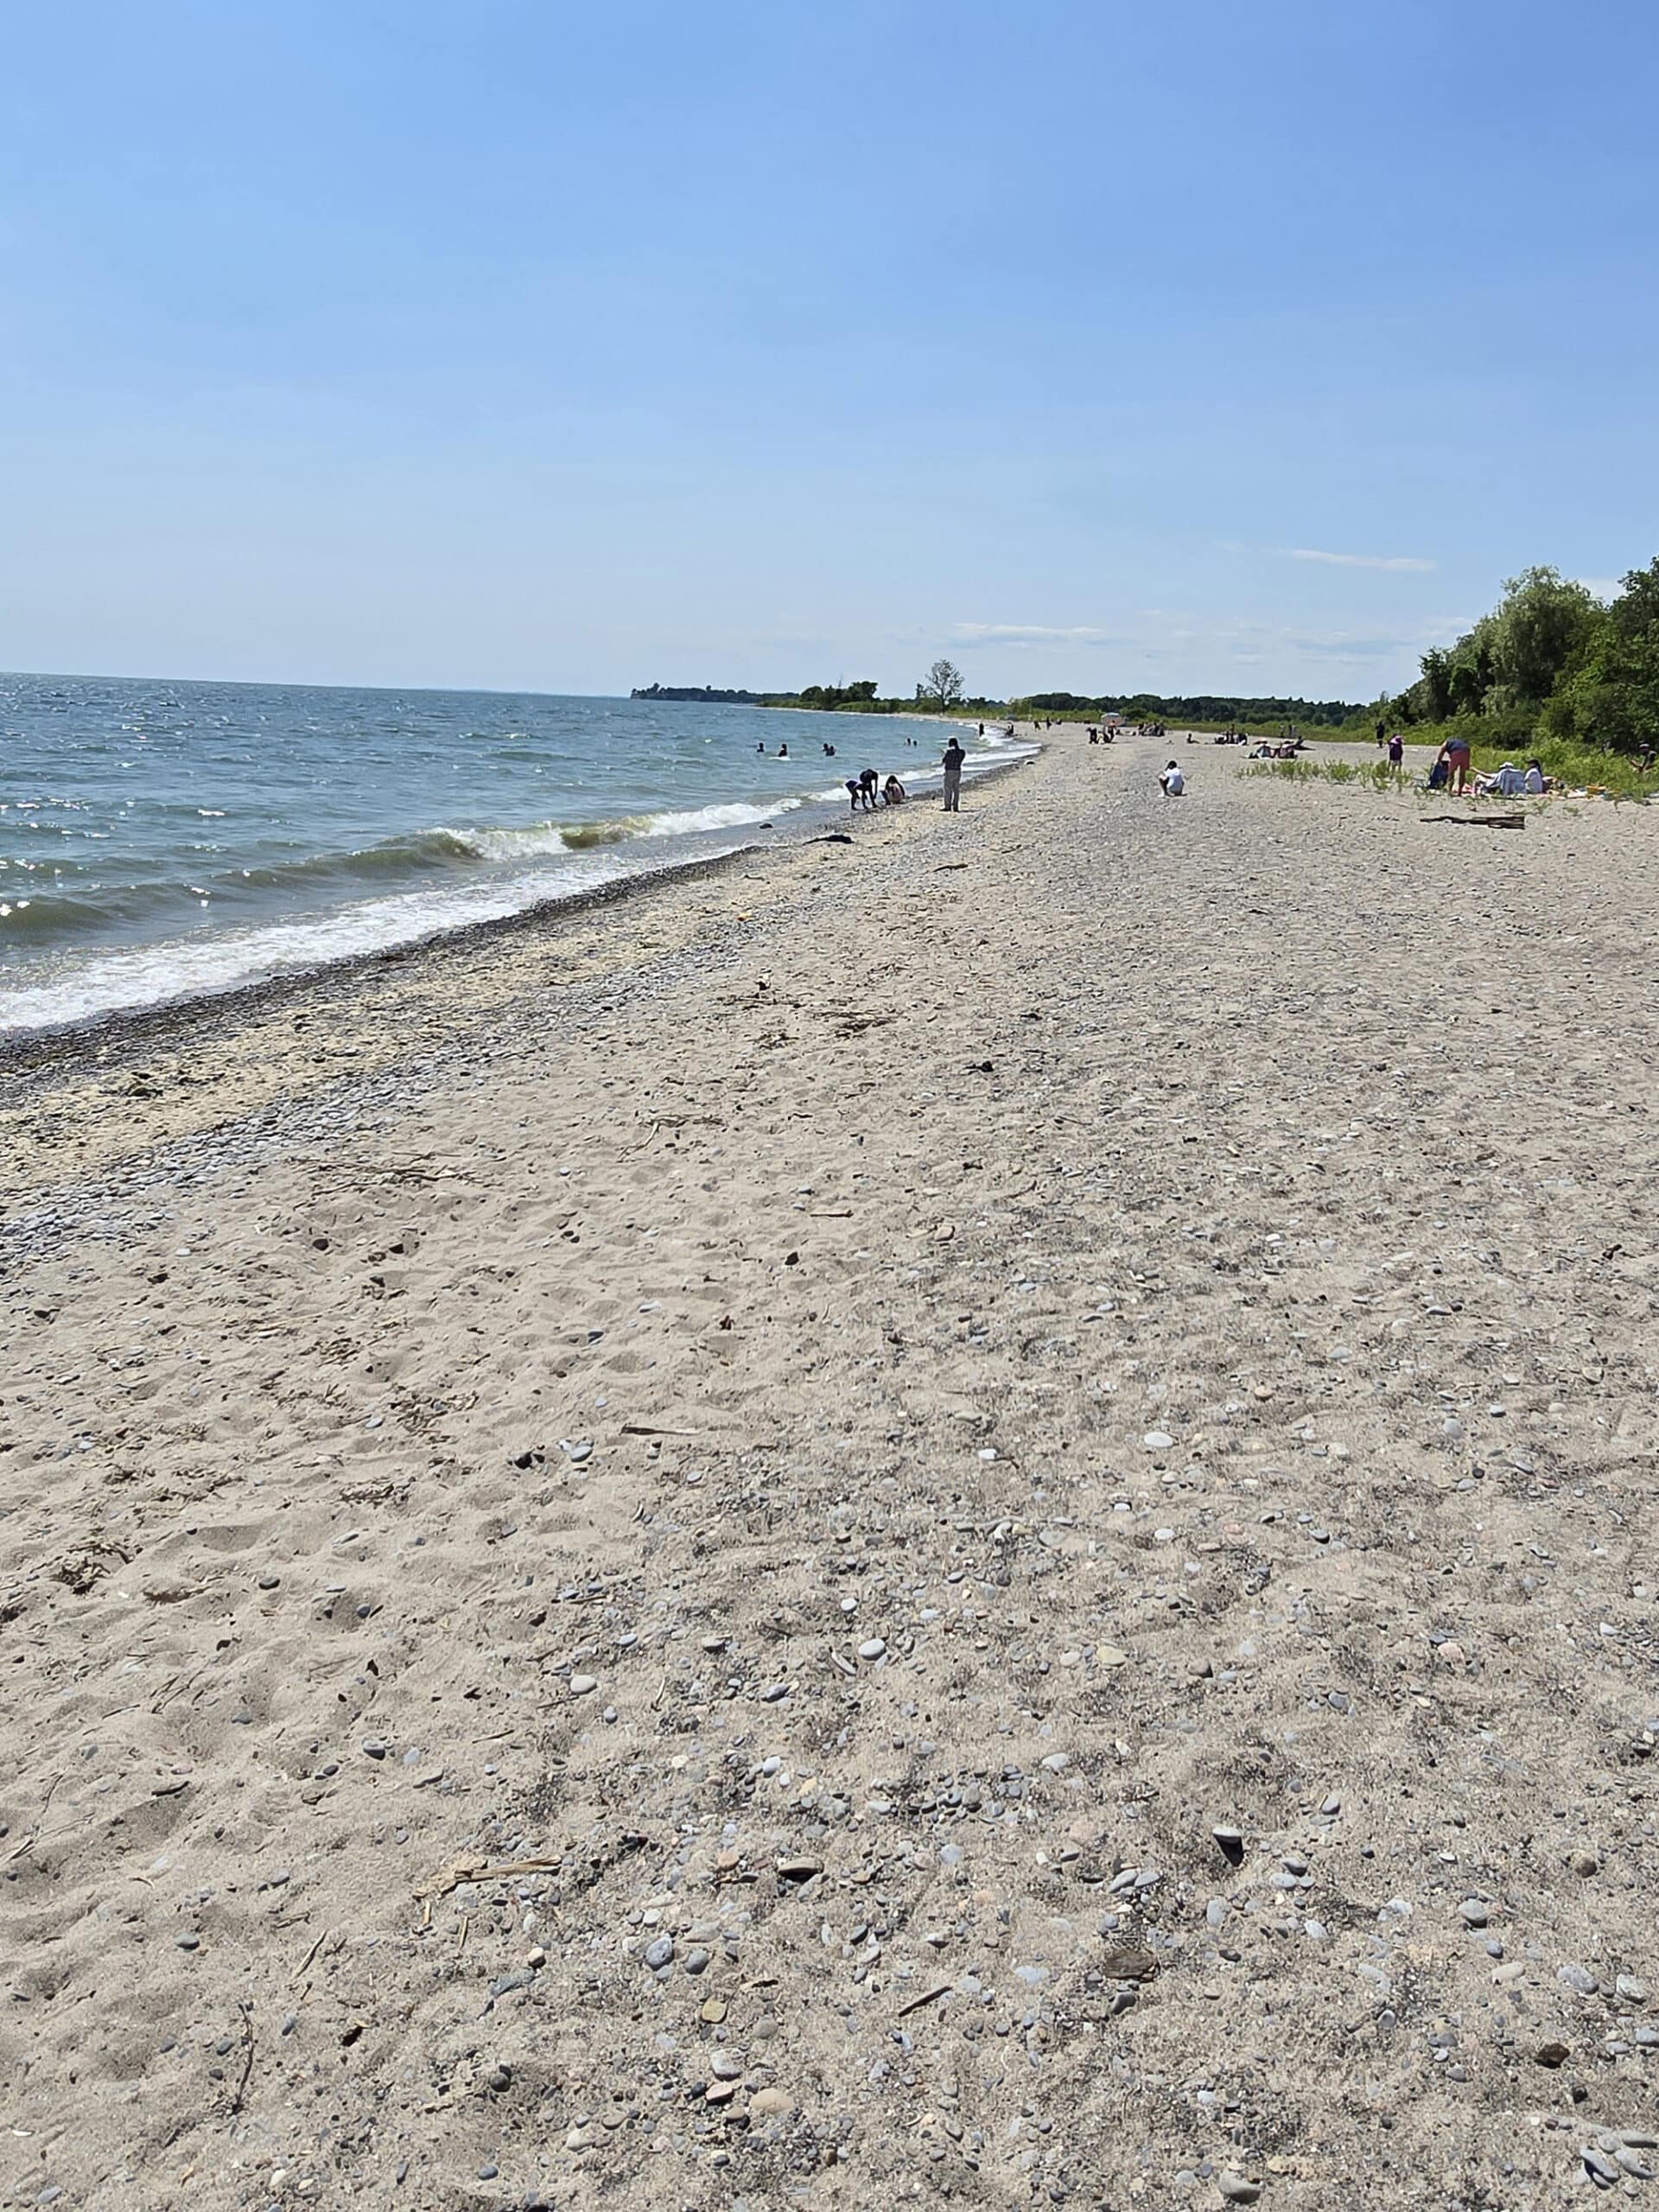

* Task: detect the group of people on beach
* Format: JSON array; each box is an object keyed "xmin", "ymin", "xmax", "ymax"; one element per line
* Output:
[{"xmin": 842, "ymin": 734, "xmax": 969, "ymax": 815}]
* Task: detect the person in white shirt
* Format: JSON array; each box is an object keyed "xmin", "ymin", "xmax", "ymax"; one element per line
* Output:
[
  {"xmin": 1159, "ymin": 760, "xmax": 1185, "ymax": 797},
  {"xmin": 1523, "ymin": 760, "xmax": 1548, "ymax": 794}
]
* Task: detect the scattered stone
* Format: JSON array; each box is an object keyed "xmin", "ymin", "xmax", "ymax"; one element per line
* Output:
[
  {"xmin": 644, "ymin": 1936, "xmax": 675, "ymax": 1970},
  {"xmin": 1458, "ymin": 1899, "xmax": 1489, "ymax": 1928},
  {"xmin": 569, "ymin": 1675, "xmax": 599, "ymax": 1696},
  {"xmin": 858, "ymin": 1638, "xmax": 887, "ymax": 1661},
  {"xmin": 777, "ymin": 1855, "xmax": 823, "ymax": 1883},
  {"xmin": 1572, "ymin": 1852, "xmax": 1600, "ymax": 1877},
  {"xmin": 1142, "ymin": 1431, "xmax": 1174, "ymax": 1452},
  {"xmin": 1217, "ymin": 2176, "xmax": 1262, "ymax": 2204},
  {"xmin": 750, "ymin": 2087, "xmax": 792, "ymax": 2117},
  {"xmin": 1535, "ymin": 2040, "xmax": 1571, "ymax": 2069},
  {"xmin": 1211, "ymin": 1826, "xmax": 1245, "ymax": 1866}
]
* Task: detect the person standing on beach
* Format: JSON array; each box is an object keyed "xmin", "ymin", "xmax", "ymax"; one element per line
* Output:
[{"xmin": 941, "ymin": 735, "xmax": 965, "ymax": 811}]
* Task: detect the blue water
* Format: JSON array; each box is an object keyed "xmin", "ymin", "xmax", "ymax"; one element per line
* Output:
[{"xmin": 0, "ymin": 675, "xmax": 1020, "ymax": 1035}]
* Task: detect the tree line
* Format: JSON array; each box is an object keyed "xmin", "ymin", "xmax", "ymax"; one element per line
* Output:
[
  {"xmin": 1382, "ymin": 560, "xmax": 1659, "ymax": 753},
  {"xmin": 1007, "ymin": 690, "xmax": 1357, "ymax": 726}
]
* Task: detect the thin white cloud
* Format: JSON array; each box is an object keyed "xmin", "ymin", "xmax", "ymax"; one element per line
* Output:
[
  {"xmin": 1287, "ymin": 548, "xmax": 1436, "ymax": 573},
  {"xmin": 1575, "ymin": 576, "xmax": 1620, "ymax": 600},
  {"xmin": 949, "ymin": 622, "xmax": 1117, "ymax": 646}
]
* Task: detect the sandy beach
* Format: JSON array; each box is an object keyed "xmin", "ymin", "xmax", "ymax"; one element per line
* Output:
[{"xmin": 4, "ymin": 726, "xmax": 1659, "ymax": 2210}]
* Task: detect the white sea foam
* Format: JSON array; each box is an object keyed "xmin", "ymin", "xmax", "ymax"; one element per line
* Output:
[
  {"xmin": 640, "ymin": 796, "xmax": 804, "ymax": 837},
  {"xmin": 0, "ymin": 846, "xmax": 750, "ymax": 1037}
]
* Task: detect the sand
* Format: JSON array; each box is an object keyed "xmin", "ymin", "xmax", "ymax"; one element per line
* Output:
[{"xmin": 3, "ymin": 728, "xmax": 1658, "ymax": 2210}]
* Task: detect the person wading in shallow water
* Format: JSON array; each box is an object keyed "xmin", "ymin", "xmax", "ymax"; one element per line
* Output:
[{"xmin": 941, "ymin": 735, "xmax": 965, "ymax": 811}]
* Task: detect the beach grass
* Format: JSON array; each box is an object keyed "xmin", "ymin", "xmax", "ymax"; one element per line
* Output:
[{"xmin": 1249, "ymin": 737, "xmax": 1657, "ymax": 800}]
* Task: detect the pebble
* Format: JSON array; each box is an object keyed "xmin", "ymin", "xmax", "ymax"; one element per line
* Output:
[
  {"xmin": 1142, "ymin": 1431, "xmax": 1174, "ymax": 1452},
  {"xmin": 1560, "ymin": 1963, "xmax": 1599, "ymax": 1994},
  {"xmin": 1458, "ymin": 1900, "xmax": 1489, "ymax": 1928},
  {"xmin": 557, "ymin": 1438, "xmax": 593, "ymax": 1463},
  {"xmin": 750, "ymin": 2087, "xmax": 791, "ymax": 2117},
  {"xmin": 1217, "ymin": 2177, "xmax": 1262, "ymax": 2204},
  {"xmin": 175, "ymin": 1934, "xmax": 200, "ymax": 1951},
  {"xmin": 361, "ymin": 1738, "xmax": 388, "ymax": 1759},
  {"xmin": 644, "ymin": 1936, "xmax": 675, "ymax": 1969},
  {"xmin": 257, "ymin": 1573, "xmax": 280, "ymax": 1591},
  {"xmin": 858, "ymin": 1638, "xmax": 887, "ymax": 1660},
  {"xmin": 569, "ymin": 1675, "xmax": 598, "ymax": 1696}
]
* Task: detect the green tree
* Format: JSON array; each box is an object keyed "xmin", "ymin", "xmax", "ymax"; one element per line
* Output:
[
  {"xmin": 919, "ymin": 658, "xmax": 964, "ymax": 711},
  {"xmin": 1540, "ymin": 559, "xmax": 1659, "ymax": 753},
  {"xmin": 1490, "ymin": 566, "xmax": 1603, "ymax": 706}
]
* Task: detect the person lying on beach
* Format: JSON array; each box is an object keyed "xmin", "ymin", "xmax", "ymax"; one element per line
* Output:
[
  {"xmin": 1475, "ymin": 760, "xmax": 1526, "ymax": 798},
  {"xmin": 1159, "ymin": 760, "xmax": 1185, "ymax": 796},
  {"xmin": 882, "ymin": 774, "xmax": 906, "ymax": 804}
]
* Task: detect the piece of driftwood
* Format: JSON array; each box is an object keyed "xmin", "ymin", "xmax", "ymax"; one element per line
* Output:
[{"xmin": 1421, "ymin": 812, "xmax": 1527, "ymax": 830}]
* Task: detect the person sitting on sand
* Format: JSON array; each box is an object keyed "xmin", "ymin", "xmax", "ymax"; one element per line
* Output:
[
  {"xmin": 1159, "ymin": 759, "xmax": 1185, "ymax": 797},
  {"xmin": 1524, "ymin": 760, "xmax": 1548, "ymax": 793},
  {"xmin": 941, "ymin": 735, "xmax": 965, "ymax": 812},
  {"xmin": 882, "ymin": 774, "xmax": 906, "ymax": 805}
]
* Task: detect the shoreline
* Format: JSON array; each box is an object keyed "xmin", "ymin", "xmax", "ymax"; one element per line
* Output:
[
  {"xmin": 0, "ymin": 733, "xmax": 1042, "ymax": 1217},
  {"xmin": 0, "ymin": 715, "xmax": 1026, "ymax": 1057}
]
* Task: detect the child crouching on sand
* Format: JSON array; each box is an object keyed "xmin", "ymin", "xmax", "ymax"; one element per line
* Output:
[{"xmin": 1159, "ymin": 760, "xmax": 1185, "ymax": 797}]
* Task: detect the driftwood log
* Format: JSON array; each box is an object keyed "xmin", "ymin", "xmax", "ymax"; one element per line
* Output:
[{"xmin": 1421, "ymin": 812, "xmax": 1527, "ymax": 830}]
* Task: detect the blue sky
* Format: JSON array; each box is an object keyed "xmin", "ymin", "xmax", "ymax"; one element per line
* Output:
[{"xmin": 3, "ymin": 0, "xmax": 1656, "ymax": 702}]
